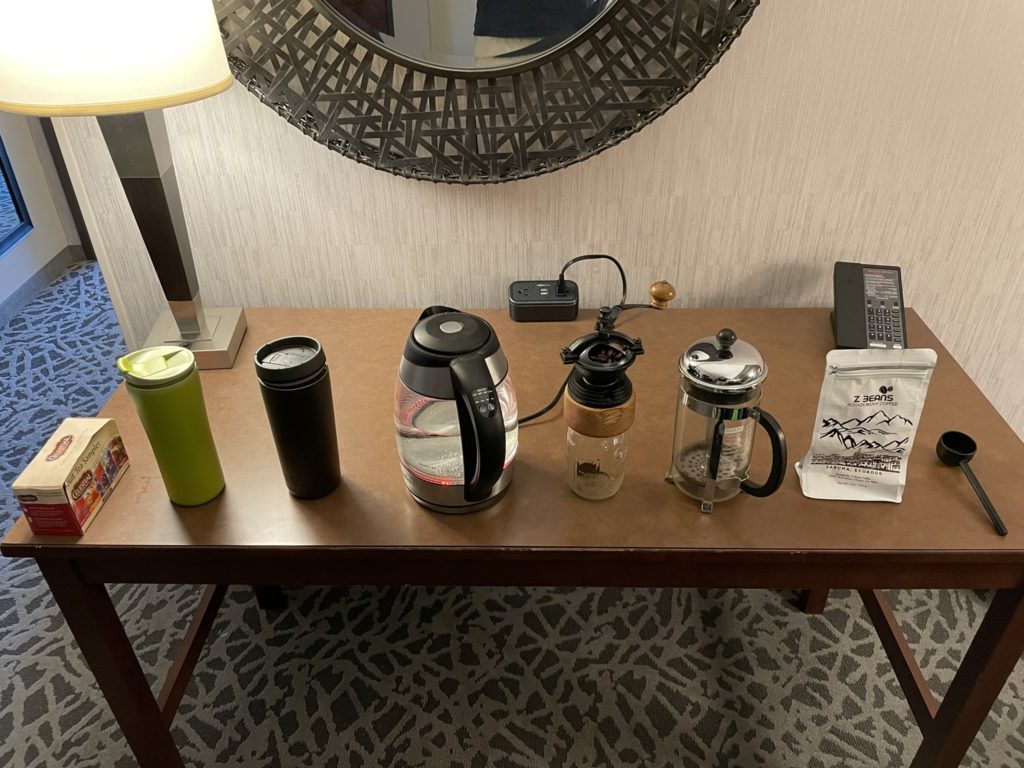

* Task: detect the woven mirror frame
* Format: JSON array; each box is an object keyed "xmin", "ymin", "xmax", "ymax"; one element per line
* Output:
[{"xmin": 215, "ymin": 0, "xmax": 759, "ymax": 184}]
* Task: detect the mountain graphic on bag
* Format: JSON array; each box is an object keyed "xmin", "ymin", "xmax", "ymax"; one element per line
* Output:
[{"xmin": 796, "ymin": 348, "xmax": 937, "ymax": 503}]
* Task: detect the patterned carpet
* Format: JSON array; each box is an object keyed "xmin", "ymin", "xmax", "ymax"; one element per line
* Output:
[{"xmin": 1, "ymin": 264, "xmax": 1022, "ymax": 767}]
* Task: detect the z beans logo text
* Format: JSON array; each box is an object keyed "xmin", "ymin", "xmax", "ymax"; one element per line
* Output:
[{"xmin": 854, "ymin": 385, "xmax": 894, "ymax": 404}]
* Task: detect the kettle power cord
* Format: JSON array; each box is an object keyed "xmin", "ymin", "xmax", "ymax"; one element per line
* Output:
[
  {"xmin": 517, "ymin": 255, "xmax": 676, "ymax": 425},
  {"xmin": 518, "ymin": 373, "xmax": 572, "ymax": 425}
]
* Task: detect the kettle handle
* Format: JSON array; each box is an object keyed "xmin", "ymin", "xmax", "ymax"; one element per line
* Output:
[
  {"xmin": 450, "ymin": 355, "xmax": 506, "ymax": 503},
  {"xmin": 741, "ymin": 408, "xmax": 787, "ymax": 498},
  {"xmin": 419, "ymin": 305, "xmax": 460, "ymax": 319}
]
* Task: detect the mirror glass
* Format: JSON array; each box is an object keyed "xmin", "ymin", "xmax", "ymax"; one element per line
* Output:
[{"xmin": 324, "ymin": 0, "xmax": 618, "ymax": 72}]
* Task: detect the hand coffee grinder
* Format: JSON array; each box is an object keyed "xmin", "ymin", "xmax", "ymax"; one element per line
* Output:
[{"xmin": 560, "ymin": 281, "xmax": 676, "ymax": 499}]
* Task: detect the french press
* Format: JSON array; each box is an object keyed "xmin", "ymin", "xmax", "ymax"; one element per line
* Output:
[{"xmin": 666, "ymin": 329, "xmax": 787, "ymax": 512}]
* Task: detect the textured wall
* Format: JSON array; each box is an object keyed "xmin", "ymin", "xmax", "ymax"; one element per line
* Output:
[{"xmin": 56, "ymin": 0, "xmax": 1024, "ymax": 436}]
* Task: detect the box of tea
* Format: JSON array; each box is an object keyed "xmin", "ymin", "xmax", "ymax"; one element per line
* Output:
[{"xmin": 12, "ymin": 418, "xmax": 130, "ymax": 536}]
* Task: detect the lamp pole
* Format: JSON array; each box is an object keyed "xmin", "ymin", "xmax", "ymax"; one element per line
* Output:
[{"xmin": 96, "ymin": 111, "xmax": 245, "ymax": 367}]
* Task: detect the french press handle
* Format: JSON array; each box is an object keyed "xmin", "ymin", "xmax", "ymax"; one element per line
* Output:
[
  {"xmin": 450, "ymin": 355, "xmax": 506, "ymax": 503},
  {"xmin": 741, "ymin": 408, "xmax": 787, "ymax": 497}
]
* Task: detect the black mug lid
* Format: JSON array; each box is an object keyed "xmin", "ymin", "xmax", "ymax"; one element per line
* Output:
[{"xmin": 254, "ymin": 336, "xmax": 326, "ymax": 384}]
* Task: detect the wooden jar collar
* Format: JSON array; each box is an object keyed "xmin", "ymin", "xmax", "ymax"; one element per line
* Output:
[{"xmin": 562, "ymin": 391, "xmax": 636, "ymax": 438}]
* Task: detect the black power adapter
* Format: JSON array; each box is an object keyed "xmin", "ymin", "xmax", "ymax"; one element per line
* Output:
[{"xmin": 508, "ymin": 280, "xmax": 579, "ymax": 322}]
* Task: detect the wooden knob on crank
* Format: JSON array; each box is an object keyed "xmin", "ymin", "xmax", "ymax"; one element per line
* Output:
[{"xmin": 649, "ymin": 280, "xmax": 677, "ymax": 309}]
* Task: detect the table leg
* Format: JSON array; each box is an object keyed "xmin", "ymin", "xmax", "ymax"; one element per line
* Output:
[
  {"xmin": 253, "ymin": 584, "xmax": 287, "ymax": 612},
  {"xmin": 38, "ymin": 559, "xmax": 185, "ymax": 768},
  {"xmin": 798, "ymin": 588, "xmax": 830, "ymax": 614},
  {"xmin": 909, "ymin": 587, "xmax": 1024, "ymax": 768}
]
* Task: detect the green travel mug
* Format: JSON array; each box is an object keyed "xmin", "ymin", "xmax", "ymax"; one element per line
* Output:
[{"xmin": 117, "ymin": 346, "xmax": 225, "ymax": 506}]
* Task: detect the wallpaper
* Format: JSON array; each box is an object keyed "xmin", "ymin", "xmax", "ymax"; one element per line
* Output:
[{"xmin": 54, "ymin": 0, "xmax": 1024, "ymax": 436}]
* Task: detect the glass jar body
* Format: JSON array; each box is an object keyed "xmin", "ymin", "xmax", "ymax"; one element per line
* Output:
[{"xmin": 566, "ymin": 427, "xmax": 628, "ymax": 500}]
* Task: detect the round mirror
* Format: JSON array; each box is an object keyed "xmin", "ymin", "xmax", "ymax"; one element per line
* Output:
[
  {"xmin": 218, "ymin": 0, "xmax": 760, "ymax": 183},
  {"xmin": 321, "ymin": 0, "xmax": 618, "ymax": 74}
]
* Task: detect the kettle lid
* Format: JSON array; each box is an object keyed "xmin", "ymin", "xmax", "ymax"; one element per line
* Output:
[
  {"xmin": 411, "ymin": 308, "xmax": 494, "ymax": 359},
  {"xmin": 680, "ymin": 328, "xmax": 767, "ymax": 392},
  {"xmin": 400, "ymin": 307, "xmax": 507, "ymax": 399}
]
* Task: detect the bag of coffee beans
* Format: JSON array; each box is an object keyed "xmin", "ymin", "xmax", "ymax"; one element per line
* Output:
[{"xmin": 796, "ymin": 348, "xmax": 937, "ymax": 502}]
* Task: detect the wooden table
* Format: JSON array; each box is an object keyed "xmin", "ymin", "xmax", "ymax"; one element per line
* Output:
[{"xmin": 4, "ymin": 308, "xmax": 1023, "ymax": 768}]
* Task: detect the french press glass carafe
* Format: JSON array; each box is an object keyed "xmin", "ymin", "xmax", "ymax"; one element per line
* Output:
[{"xmin": 666, "ymin": 329, "xmax": 787, "ymax": 512}]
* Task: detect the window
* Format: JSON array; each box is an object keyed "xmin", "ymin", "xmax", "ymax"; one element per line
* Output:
[{"xmin": 0, "ymin": 134, "xmax": 32, "ymax": 255}]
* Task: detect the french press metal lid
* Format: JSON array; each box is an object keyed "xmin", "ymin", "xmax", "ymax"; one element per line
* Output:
[{"xmin": 680, "ymin": 329, "xmax": 766, "ymax": 394}]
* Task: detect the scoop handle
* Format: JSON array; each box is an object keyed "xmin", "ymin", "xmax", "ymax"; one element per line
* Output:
[{"xmin": 960, "ymin": 461, "xmax": 1008, "ymax": 536}]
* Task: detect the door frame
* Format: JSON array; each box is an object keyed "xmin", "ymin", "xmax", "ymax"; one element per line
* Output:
[{"xmin": 0, "ymin": 131, "xmax": 33, "ymax": 254}]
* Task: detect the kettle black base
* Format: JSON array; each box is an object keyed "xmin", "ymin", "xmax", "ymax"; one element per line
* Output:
[{"xmin": 406, "ymin": 470, "xmax": 514, "ymax": 514}]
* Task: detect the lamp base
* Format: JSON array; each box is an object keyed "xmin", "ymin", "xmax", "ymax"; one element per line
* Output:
[{"xmin": 143, "ymin": 306, "xmax": 247, "ymax": 369}]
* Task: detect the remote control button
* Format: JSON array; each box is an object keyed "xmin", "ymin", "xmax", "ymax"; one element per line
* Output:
[{"xmin": 885, "ymin": 333, "xmax": 893, "ymax": 341}]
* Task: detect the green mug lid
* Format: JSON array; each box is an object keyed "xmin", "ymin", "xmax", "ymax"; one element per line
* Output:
[{"xmin": 117, "ymin": 346, "xmax": 196, "ymax": 388}]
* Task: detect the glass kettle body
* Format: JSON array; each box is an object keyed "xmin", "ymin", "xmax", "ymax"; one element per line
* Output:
[
  {"xmin": 395, "ymin": 307, "xmax": 518, "ymax": 512},
  {"xmin": 667, "ymin": 329, "xmax": 786, "ymax": 512}
]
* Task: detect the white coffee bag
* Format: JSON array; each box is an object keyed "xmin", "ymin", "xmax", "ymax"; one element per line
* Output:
[{"xmin": 796, "ymin": 348, "xmax": 937, "ymax": 503}]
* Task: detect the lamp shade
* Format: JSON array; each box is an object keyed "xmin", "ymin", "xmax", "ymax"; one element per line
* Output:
[{"xmin": 0, "ymin": 1, "xmax": 232, "ymax": 117}]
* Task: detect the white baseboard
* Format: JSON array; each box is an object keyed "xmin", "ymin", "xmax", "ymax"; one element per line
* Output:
[{"xmin": 0, "ymin": 245, "xmax": 88, "ymax": 329}]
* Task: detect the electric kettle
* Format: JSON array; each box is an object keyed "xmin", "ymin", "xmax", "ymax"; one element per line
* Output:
[
  {"xmin": 666, "ymin": 328, "xmax": 786, "ymax": 512},
  {"xmin": 395, "ymin": 306, "xmax": 518, "ymax": 512}
]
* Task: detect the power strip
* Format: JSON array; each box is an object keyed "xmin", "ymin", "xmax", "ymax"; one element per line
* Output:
[{"xmin": 508, "ymin": 280, "xmax": 579, "ymax": 322}]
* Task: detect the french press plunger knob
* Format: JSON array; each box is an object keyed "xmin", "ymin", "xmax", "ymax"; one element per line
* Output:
[{"xmin": 715, "ymin": 328, "xmax": 736, "ymax": 357}]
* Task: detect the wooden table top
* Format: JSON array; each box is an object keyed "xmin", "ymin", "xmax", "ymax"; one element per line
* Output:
[{"xmin": 4, "ymin": 307, "xmax": 1023, "ymax": 563}]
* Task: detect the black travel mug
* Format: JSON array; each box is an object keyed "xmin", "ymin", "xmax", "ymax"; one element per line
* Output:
[{"xmin": 254, "ymin": 336, "xmax": 341, "ymax": 498}]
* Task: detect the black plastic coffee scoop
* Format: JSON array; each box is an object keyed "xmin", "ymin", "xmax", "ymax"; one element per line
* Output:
[{"xmin": 936, "ymin": 431, "xmax": 1008, "ymax": 536}]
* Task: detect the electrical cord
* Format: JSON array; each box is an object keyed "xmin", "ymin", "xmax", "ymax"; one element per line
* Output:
[
  {"xmin": 520, "ymin": 255, "xmax": 630, "ymax": 425},
  {"xmin": 518, "ymin": 372, "xmax": 571, "ymax": 425},
  {"xmin": 557, "ymin": 254, "xmax": 627, "ymax": 307},
  {"xmin": 520, "ymin": 257, "xmax": 655, "ymax": 428}
]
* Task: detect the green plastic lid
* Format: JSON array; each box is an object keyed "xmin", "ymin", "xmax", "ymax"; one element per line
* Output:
[{"xmin": 117, "ymin": 346, "xmax": 196, "ymax": 388}]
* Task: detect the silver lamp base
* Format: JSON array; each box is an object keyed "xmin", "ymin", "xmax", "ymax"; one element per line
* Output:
[{"xmin": 143, "ymin": 306, "xmax": 247, "ymax": 369}]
